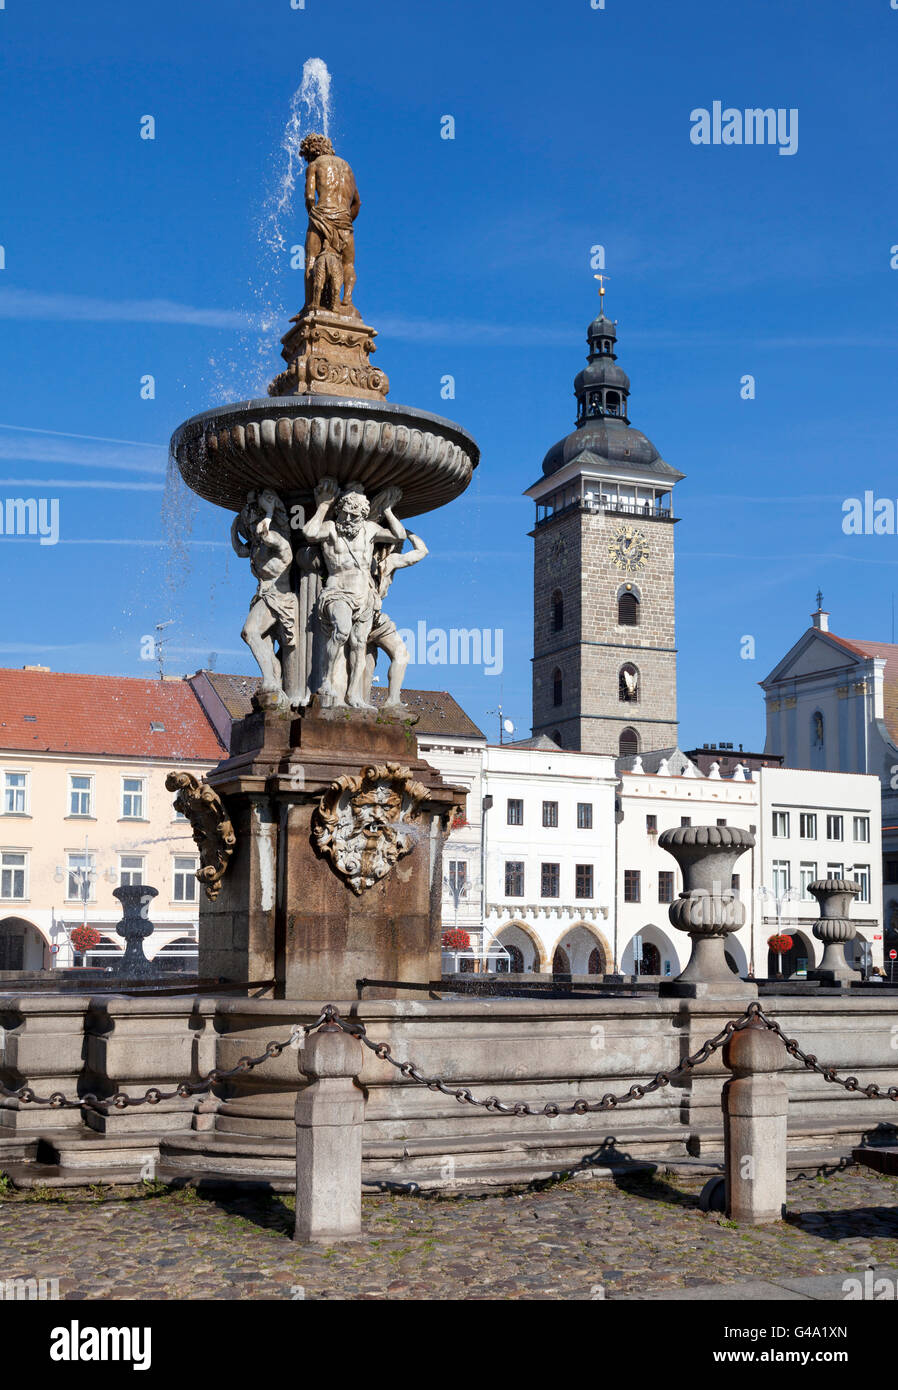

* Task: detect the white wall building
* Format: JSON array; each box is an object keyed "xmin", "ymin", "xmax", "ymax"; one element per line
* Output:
[
  {"xmin": 479, "ymin": 741, "xmax": 618, "ymax": 973},
  {"xmin": 761, "ymin": 598, "xmax": 898, "ymax": 955},
  {"xmin": 617, "ymin": 750, "xmax": 760, "ymax": 978},
  {"xmin": 757, "ymin": 765, "xmax": 883, "ymax": 975}
]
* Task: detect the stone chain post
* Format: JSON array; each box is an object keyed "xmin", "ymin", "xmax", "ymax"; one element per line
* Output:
[
  {"xmin": 722, "ymin": 1017, "xmax": 788, "ymax": 1224},
  {"xmin": 294, "ymin": 1022, "xmax": 365, "ymax": 1243}
]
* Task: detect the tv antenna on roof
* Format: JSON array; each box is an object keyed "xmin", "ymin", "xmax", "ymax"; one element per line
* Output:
[
  {"xmin": 487, "ymin": 704, "xmax": 515, "ymax": 746},
  {"xmin": 154, "ymin": 619, "xmax": 174, "ymax": 682}
]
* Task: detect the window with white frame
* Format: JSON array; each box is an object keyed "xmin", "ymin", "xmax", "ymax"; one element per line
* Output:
[
  {"xmin": 799, "ymin": 862, "xmax": 817, "ymax": 899},
  {"xmin": 853, "ymin": 864, "xmax": 871, "ymax": 903},
  {"xmin": 447, "ymin": 860, "xmax": 467, "ymax": 898},
  {"xmin": 173, "ymin": 855, "xmax": 198, "ymax": 902},
  {"xmin": 772, "ymin": 860, "xmax": 791, "ymax": 897},
  {"xmin": 772, "ymin": 811, "xmax": 789, "ymax": 837},
  {"xmin": 66, "ymin": 851, "xmax": 96, "ymax": 901},
  {"xmin": 853, "ymin": 816, "xmax": 870, "ymax": 843},
  {"xmin": 826, "ymin": 861, "xmax": 844, "ymax": 879},
  {"xmin": 3, "ymin": 771, "xmax": 28, "ymax": 815},
  {"xmin": 68, "ymin": 774, "xmax": 94, "ymax": 817},
  {"xmin": 121, "ymin": 777, "xmax": 146, "ymax": 819},
  {"xmin": 826, "ymin": 814, "xmax": 843, "ymax": 841},
  {"xmin": 0, "ymin": 851, "xmax": 27, "ymax": 900},
  {"xmin": 119, "ymin": 854, "xmax": 146, "ymax": 887},
  {"xmin": 799, "ymin": 812, "xmax": 817, "ymax": 839}
]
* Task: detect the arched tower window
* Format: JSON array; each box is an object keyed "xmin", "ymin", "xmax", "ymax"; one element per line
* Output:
[
  {"xmin": 619, "ymin": 727, "xmax": 639, "ymax": 757},
  {"xmin": 619, "ymin": 663, "xmax": 639, "ymax": 703},
  {"xmin": 618, "ymin": 591, "xmax": 640, "ymax": 626},
  {"xmin": 552, "ymin": 590, "xmax": 564, "ymax": 631},
  {"xmin": 812, "ymin": 711, "xmax": 824, "ymax": 748},
  {"xmin": 552, "ymin": 668, "xmax": 563, "ymax": 707},
  {"xmin": 551, "ymin": 729, "xmax": 563, "ymax": 747},
  {"xmin": 605, "ymin": 391, "xmax": 621, "ymax": 416}
]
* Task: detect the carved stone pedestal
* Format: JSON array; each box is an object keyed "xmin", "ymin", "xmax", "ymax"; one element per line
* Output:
[
  {"xmin": 197, "ymin": 705, "xmax": 462, "ymax": 1000},
  {"xmin": 269, "ymin": 307, "xmax": 389, "ymax": 401}
]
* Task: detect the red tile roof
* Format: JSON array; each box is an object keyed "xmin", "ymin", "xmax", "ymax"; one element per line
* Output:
[
  {"xmin": 826, "ymin": 633, "xmax": 898, "ymax": 745},
  {"xmin": 0, "ymin": 668, "xmax": 226, "ymax": 761}
]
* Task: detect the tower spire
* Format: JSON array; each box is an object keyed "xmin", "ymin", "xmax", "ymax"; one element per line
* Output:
[{"xmin": 593, "ymin": 272, "xmax": 610, "ymax": 316}]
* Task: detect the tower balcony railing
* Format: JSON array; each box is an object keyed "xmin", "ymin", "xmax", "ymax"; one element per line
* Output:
[{"xmin": 535, "ymin": 497, "xmax": 676, "ymax": 528}]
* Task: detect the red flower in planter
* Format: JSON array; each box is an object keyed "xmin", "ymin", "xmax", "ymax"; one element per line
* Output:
[
  {"xmin": 70, "ymin": 926, "xmax": 102, "ymax": 955},
  {"xmin": 441, "ymin": 928, "xmax": 471, "ymax": 951},
  {"xmin": 767, "ymin": 933, "xmax": 793, "ymax": 955}
]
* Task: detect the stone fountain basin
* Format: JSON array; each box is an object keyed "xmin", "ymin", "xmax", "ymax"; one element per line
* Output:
[{"xmin": 170, "ymin": 396, "xmax": 480, "ymax": 518}]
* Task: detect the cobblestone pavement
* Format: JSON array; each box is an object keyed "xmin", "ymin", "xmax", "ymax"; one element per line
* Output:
[{"xmin": 0, "ymin": 1167, "xmax": 896, "ymax": 1300}]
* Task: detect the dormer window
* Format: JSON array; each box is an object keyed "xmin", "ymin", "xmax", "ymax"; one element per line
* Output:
[{"xmin": 150, "ymin": 721, "xmax": 165, "ymax": 733}]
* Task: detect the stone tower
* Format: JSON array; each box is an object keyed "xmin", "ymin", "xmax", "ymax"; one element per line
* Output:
[{"xmin": 526, "ymin": 306, "xmax": 684, "ymax": 756}]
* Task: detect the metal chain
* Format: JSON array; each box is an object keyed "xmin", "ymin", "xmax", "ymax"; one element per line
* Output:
[
  {"xmin": 0, "ymin": 1011, "xmax": 331, "ymax": 1113},
  {"xmin": 329, "ymin": 1004, "xmax": 759, "ymax": 1116},
  {"xmin": 751, "ymin": 1002, "xmax": 898, "ymax": 1101},
  {"xmin": 4, "ymin": 999, "xmax": 897, "ymax": 1119}
]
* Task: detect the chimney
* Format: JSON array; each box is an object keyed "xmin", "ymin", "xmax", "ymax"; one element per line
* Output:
[{"xmin": 22, "ymin": 665, "xmax": 51, "ymax": 672}]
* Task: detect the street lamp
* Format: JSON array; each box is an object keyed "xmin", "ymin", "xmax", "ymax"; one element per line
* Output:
[
  {"xmin": 758, "ymin": 884, "xmax": 800, "ymax": 977},
  {"xmin": 53, "ymin": 836, "xmax": 112, "ymax": 957}
]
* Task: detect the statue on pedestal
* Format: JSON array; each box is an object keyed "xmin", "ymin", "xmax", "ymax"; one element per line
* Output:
[
  {"xmin": 231, "ymin": 488, "xmax": 300, "ymax": 707},
  {"xmin": 301, "ymin": 477, "xmax": 406, "ymax": 709},
  {"xmin": 268, "ymin": 134, "xmax": 388, "ymax": 399},
  {"xmin": 300, "ymin": 132, "xmax": 360, "ymax": 316}
]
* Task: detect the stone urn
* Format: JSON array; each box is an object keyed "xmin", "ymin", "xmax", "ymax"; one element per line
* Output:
[
  {"xmin": 113, "ymin": 884, "xmax": 157, "ymax": 979},
  {"xmin": 807, "ymin": 878, "xmax": 861, "ymax": 985},
  {"xmin": 658, "ymin": 825, "xmax": 756, "ymax": 998}
]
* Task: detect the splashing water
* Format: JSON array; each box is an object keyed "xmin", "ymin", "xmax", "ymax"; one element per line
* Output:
[
  {"xmin": 265, "ymin": 58, "xmax": 332, "ymax": 263},
  {"xmin": 205, "ymin": 59, "xmax": 335, "ymax": 404}
]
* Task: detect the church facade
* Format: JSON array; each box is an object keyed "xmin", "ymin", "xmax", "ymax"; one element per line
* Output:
[
  {"xmin": 761, "ymin": 598, "xmax": 898, "ymax": 957},
  {"xmin": 526, "ymin": 307, "xmax": 683, "ymax": 756}
]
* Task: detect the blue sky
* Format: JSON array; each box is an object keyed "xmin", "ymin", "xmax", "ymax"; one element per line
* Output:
[{"xmin": 1, "ymin": 0, "xmax": 897, "ymax": 748}]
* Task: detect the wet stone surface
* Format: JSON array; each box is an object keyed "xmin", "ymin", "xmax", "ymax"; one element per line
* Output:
[{"xmin": 0, "ymin": 1168, "xmax": 896, "ymax": 1300}]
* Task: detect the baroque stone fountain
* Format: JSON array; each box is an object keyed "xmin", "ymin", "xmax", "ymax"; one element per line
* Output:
[{"xmin": 169, "ymin": 133, "xmax": 478, "ymax": 1000}]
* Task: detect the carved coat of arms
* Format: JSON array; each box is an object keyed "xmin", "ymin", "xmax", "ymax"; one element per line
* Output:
[{"xmin": 312, "ymin": 762, "xmax": 427, "ymax": 894}]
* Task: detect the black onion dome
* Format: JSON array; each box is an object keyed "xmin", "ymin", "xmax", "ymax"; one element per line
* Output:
[
  {"xmin": 542, "ymin": 417, "xmax": 672, "ymax": 476},
  {"xmin": 574, "ymin": 358, "xmax": 631, "ymax": 394}
]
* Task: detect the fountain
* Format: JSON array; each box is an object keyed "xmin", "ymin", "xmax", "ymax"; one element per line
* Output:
[
  {"xmin": 112, "ymin": 885, "xmax": 156, "ymax": 980},
  {"xmin": 170, "ymin": 132, "xmax": 478, "ymax": 1000}
]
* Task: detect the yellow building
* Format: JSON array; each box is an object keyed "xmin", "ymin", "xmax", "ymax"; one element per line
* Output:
[{"xmin": 0, "ymin": 666, "xmax": 226, "ymax": 972}]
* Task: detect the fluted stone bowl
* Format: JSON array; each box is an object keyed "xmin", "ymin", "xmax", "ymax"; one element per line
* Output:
[{"xmin": 170, "ymin": 396, "xmax": 480, "ymax": 518}]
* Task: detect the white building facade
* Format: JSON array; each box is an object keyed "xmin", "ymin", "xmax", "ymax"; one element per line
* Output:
[
  {"xmin": 757, "ymin": 765, "xmax": 883, "ymax": 976},
  {"xmin": 761, "ymin": 600, "xmax": 898, "ymax": 956},
  {"xmin": 430, "ymin": 736, "xmax": 886, "ymax": 980}
]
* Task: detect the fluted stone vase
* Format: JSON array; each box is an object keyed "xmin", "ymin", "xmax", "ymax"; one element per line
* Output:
[
  {"xmin": 113, "ymin": 884, "xmax": 157, "ymax": 979},
  {"xmin": 806, "ymin": 878, "xmax": 861, "ymax": 985},
  {"xmin": 658, "ymin": 825, "xmax": 756, "ymax": 999}
]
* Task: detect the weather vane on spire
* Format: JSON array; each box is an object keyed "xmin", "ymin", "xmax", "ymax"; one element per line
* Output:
[{"xmin": 593, "ymin": 272, "xmax": 610, "ymax": 313}]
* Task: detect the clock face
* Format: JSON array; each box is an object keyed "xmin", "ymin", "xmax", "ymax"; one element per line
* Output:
[
  {"xmin": 548, "ymin": 536, "xmax": 567, "ymax": 573},
  {"xmin": 608, "ymin": 524, "xmax": 648, "ymax": 572}
]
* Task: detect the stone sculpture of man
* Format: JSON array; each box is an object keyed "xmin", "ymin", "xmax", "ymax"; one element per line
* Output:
[
  {"xmin": 231, "ymin": 488, "xmax": 299, "ymax": 706},
  {"xmin": 365, "ymin": 522, "xmax": 428, "ymax": 709},
  {"xmin": 301, "ymin": 132, "xmax": 360, "ymax": 315},
  {"xmin": 301, "ymin": 478, "xmax": 406, "ymax": 709}
]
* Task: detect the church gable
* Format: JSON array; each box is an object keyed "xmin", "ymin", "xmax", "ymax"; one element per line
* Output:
[{"xmin": 761, "ymin": 630, "xmax": 864, "ymax": 688}]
